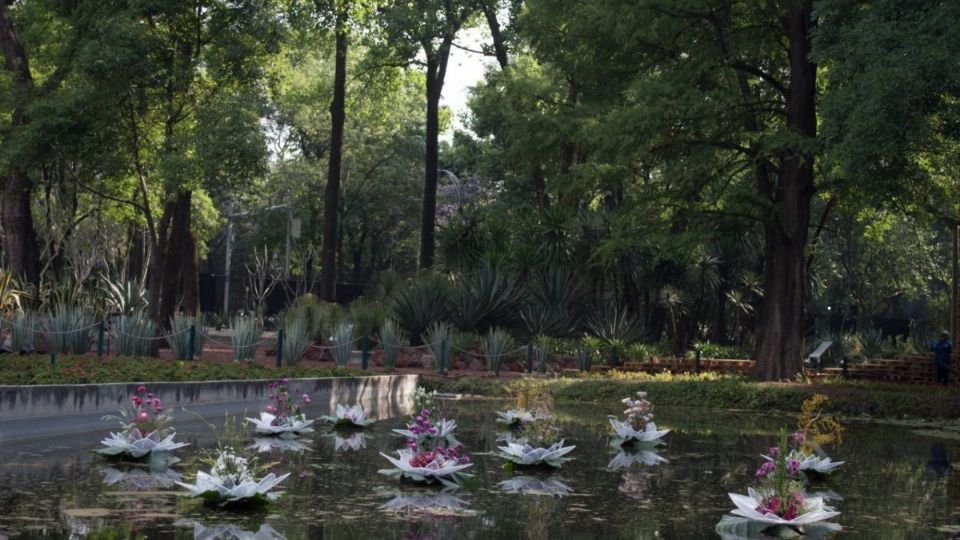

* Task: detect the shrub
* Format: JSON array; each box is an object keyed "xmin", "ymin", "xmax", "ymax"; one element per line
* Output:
[
  {"xmin": 43, "ymin": 304, "xmax": 94, "ymax": 355},
  {"xmin": 348, "ymin": 299, "xmax": 387, "ymax": 338},
  {"xmin": 114, "ymin": 311, "xmax": 157, "ymax": 357},
  {"xmin": 279, "ymin": 315, "xmax": 310, "ymax": 366},
  {"xmin": 519, "ymin": 266, "xmax": 586, "ymax": 337},
  {"xmin": 586, "ymin": 304, "xmax": 642, "ymax": 366},
  {"xmin": 9, "ymin": 310, "xmax": 38, "ymax": 352},
  {"xmin": 423, "ymin": 321, "xmax": 453, "ymax": 374},
  {"xmin": 164, "ymin": 313, "xmax": 208, "ymax": 360},
  {"xmin": 482, "ymin": 327, "xmax": 514, "ymax": 375},
  {"xmin": 448, "ymin": 263, "xmax": 518, "ymax": 333},
  {"xmin": 231, "ymin": 315, "xmax": 262, "ymax": 361},
  {"xmin": 391, "ymin": 273, "xmax": 450, "ymax": 344},
  {"xmin": 379, "ymin": 319, "xmax": 404, "ymax": 370},
  {"xmin": 575, "ymin": 343, "xmax": 593, "ymax": 372},
  {"xmin": 330, "ymin": 321, "xmax": 356, "ymax": 367}
]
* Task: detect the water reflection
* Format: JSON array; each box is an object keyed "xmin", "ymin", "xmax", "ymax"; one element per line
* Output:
[
  {"xmin": 98, "ymin": 465, "xmax": 182, "ymax": 490},
  {"xmin": 180, "ymin": 521, "xmax": 286, "ymax": 540},
  {"xmin": 606, "ymin": 449, "xmax": 668, "ymax": 470},
  {"xmin": 378, "ymin": 489, "xmax": 472, "ymax": 515},
  {"xmin": 246, "ymin": 437, "xmax": 311, "ymax": 454},
  {"xmin": 330, "ymin": 431, "xmax": 369, "ymax": 452},
  {"xmin": 498, "ymin": 475, "xmax": 572, "ymax": 497}
]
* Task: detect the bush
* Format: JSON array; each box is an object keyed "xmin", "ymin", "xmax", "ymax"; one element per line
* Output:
[
  {"xmin": 586, "ymin": 304, "xmax": 643, "ymax": 366},
  {"xmin": 519, "ymin": 266, "xmax": 586, "ymax": 337},
  {"xmin": 43, "ymin": 304, "xmax": 94, "ymax": 355},
  {"xmin": 348, "ymin": 299, "xmax": 387, "ymax": 338},
  {"xmin": 114, "ymin": 311, "xmax": 157, "ymax": 357},
  {"xmin": 9, "ymin": 310, "xmax": 38, "ymax": 352},
  {"xmin": 482, "ymin": 327, "xmax": 514, "ymax": 375},
  {"xmin": 231, "ymin": 315, "xmax": 262, "ymax": 361},
  {"xmin": 164, "ymin": 313, "xmax": 208, "ymax": 360},
  {"xmin": 448, "ymin": 263, "xmax": 518, "ymax": 333},
  {"xmin": 378, "ymin": 318, "xmax": 404, "ymax": 370},
  {"xmin": 423, "ymin": 321, "xmax": 453, "ymax": 374},
  {"xmin": 391, "ymin": 273, "xmax": 450, "ymax": 344},
  {"xmin": 330, "ymin": 321, "xmax": 356, "ymax": 367},
  {"xmin": 279, "ymin": 315, "xmax": 310, "ymax": 366}
]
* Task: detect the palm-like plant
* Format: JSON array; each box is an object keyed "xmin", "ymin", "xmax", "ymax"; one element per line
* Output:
[
  {"xmin": 520, "ymin": 267, "xmax": 586, "ymax": 337},
  {"xmin": 114, "ymin": 310, "xmax": 157, "ymax": 357},
  {"xmin": 101, "ymin": 277, "xmax": 147, "ymax": 315},
  {"xmin": 482, "ymin": 327, "xmax": 514, "ymax": 375},
  {"xmin": 448, "ymin": 263, "xmax": 518, "ymax": 333},
  {"xmin": 379, "ymin": 318, "xmax": 404, "ymax": 370},
  {"xmin": 587, "ymin": 305, "xmax": 643, "ymax": 366},
  {"xmin": 164, "ymin": 313, "xmax": 208, "ymax": 360},
  {"xmin": 658, "ymin": 286, "xmax": 686, "ymax": 356},
  {"xmin": 391, "ymin": 273, "xmax": 451, "ymax": 345},
  {"xmin": 423, "ymin": 322, "xmax": 453, "ymax": 375}
]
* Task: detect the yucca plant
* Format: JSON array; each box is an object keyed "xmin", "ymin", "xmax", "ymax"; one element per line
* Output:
[
  {"xmin": 520, "ymin": 266, "xmax": 585, "ymax": 337},
  {"xmin": 10, "ymin": 310, "xmax": 38, "ymax": 352},
  {"xmin": 164, "ymin": 313, "xmax": 208, "ymax": 360},
  {"xmin": 101, "ymin": 277, "xmax": 147, "ymax": 315},
  {"xmin": 391, "ymin": 273, "xmax": 450, "ymax": 345},
  {"xmin": 423, "ymin": 321, "xmax": 453, "ymax": 375},
  {"xmin": 587, "ymin": 305, "xmax": 642, "ymax": 367},
  {"xmin": 534, "ymin": 334, "xmax": 551, "ymax": 374},
  {"xmin": 279, "ymin": 316, "xmax": 310, "ymax": 366},
  {"xmin": 379, "ymin": 318, "xmax": 404, "ymax": 370},
  {"xmin": 114, "ymin": 310, "xmax": 158, "ymax": 357},
  {"xmin": 330, "ymin": 322, "xmax": 356, "ymax": 367},
  {"xmin": 43, "ymin": 304, "xmax": 95, "ymax": 354},
  {"xmin": 575, "ymin": 343, "xmax": 593, "ymax": 372},
  {"xmin": 482, "ymin": 327, "xmax": 514, "ymax": 375},
  {"xmin": 349, "ymin": 300, "xmax": 387, "ymax": 339},
  {"xmin": 231, "ymin": 315, "xmax": 262, "ymax": 361},
  {"xmin": 448, "ymin": 263, "xmax": 519, "ymax": 333}
]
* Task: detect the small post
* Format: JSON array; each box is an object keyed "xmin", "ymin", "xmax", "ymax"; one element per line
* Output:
[
  {"xmin": 361, "ymin": 335, "xmax": 370, "ymax": 370},
  {"xmin": 50, "ymin": 352, "xmax": 56, "ymax": 367},
  {"xmin": 841, "ymin": 355, "xmax": 849, "ymax": 380},
  {"xmin": 694, "ymin": 348, "xmax": 701, "ymax": 375},
  {"xmin": 526, "ymin": 343, "xmax": 533, "ymax": 374},
  {"xmin": 276, "ymin": 328, "xmax": 284, "ymax": 368},
  {"xmin": 188, "ymin": 324, "xmax": 197, "ymax": 361},
  {"xmin": 439, "ymin": 338, "xmax": 447, "ymax": 375},
  {"xmin": 97, "ymin": 320, "xmax": 105, "ymax": 357}
]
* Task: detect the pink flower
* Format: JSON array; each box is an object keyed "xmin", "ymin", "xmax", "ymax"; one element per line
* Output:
[
  {"xmin": 787, "ymin": 459, "xmax": 801, "ymax": 475},
  {"xmin": 768, "ymin": 446, "xmax": 779, "ymax": 457},
  {"xmin": 137, "ymin": 385, "xmax": 146, "ymax": 393},
  {"xmin": 791, "ymin": 431, "xmax": 806, "ymax": 446},
  {"xmin": 266, "ymin": 405, "xmax": 277, "ymax": 413},
  {"xmin": 755, "ymin": 461, "xmax": 776, "ymax": 477}
]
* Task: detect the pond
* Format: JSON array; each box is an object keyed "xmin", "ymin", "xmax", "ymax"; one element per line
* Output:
[{"xmin": 0, "ymin": 398, "xmax": 958, "ymax": 539}]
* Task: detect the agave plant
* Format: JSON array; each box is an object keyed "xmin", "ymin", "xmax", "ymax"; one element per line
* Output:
[
  {"xmin": 575, "ymin": 343, "xmax": 593, "ymax": 372},
  {"xmin": 423, "ymin": 321, "xmax": 453, "ymax": 375},
  {"xmin": 231, "ymin": 315, "xmax": 262, "ymax": 361},
  {"xmin": 279, "ymin": 316, "xmax": 310, "ymax": 366},
  {"xmin": 379, "ymin": 318, "xmax": 404, "ymax": 370},
  {"xmin": 164, "ymin": 313, "xmax": 208, "ymax": 360},
  {"xmin": 9, "ymin": 310, "xmax": 38, "ymax": 352},
  {"xmin": 349, "ymin": 300, "xmax": 387, "ymax": 339},
  {"xmin": 520, "ymin": 267, "xmax": 585, "ymax": 337},
  {"xmin": 114, "ymin": 310, "xmax": 158, "ymax": 357},
  {"xmin": 587, "ymin": 304, "xmax": 642, "ymax": 367},
  {"xmin": 330, "ymin": 321, "xmax": 355, "ymax": 367},
  {"xmin": 448, "ymin": 263, "xmax": 518, "ymax": 333},
  {"xmin": 482, "ymin": 327, "xmax": 514, "ymax": 375},
  {"xmin": 43, "ymin": 303, "xmax": 95, "ymax": 354},
  {"xmin": 391, "ymin": 273, "xmax": 450, "ymax": 345},
  {"xmin": 534, "ymin": 335, "xmax": 551, "ymax": 374},
  {"xmin": 101, "ymin": 277, "xmax": 148, "ymax": 315}
]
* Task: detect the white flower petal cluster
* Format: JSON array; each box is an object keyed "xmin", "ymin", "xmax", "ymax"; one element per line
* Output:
[
  {"xmin": 97, "ymin": 429, "xmax": 188, "ymax": 458},
  {"xmin": 762, "ymin": 449, "xmax": 845, "ymax": 476},
  {"xmin": 379, "ymin": 491, "xmax": 470, "ymax": 514},
  {"xmin": 320, "ymin": 404, "xmax": 375, "ymax": 428},
  {"xmin": 177, "ymin": 450, "xmax": 289, "ymax": 506},
  {"xmin": 187, "ymin": 522, "xmax": 286, "ymax": 540},
  {"xmin": 392, "ymin": 418, "xmax": 458, "ymax": 440},
  {"xmin": 608, "ymin": 417, "xmax": 670, "ymax": 445},
  {"xmin": 497, "ymin": 440, "xmax": 576, "ymax": 467},
  {"xmin": 246, "ymin": 412, "xmax": 314, "ymax": 437},
  {"xmin": 378, "ymin": 449, "xmax": 473, "ymax": 484},
  {"xmin": 99, "ymin": 466, "xmax": 182, "ymax": 490},
  {"xmin": 495, "ymin": 409, "xmax": 536, "ymax": 427},
  {"xmin": 728, "ymin": 487, "xmax": 840, "ymax": 527}
]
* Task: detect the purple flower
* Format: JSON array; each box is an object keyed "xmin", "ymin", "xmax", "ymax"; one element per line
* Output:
[
  {"xmin": 768, "ymin": 446, "xmax": 779, "ymax": 457},
  {"xmin": 791, "ymin": 431, "xmax": 806, "ymax": 446},
  {"xmin": 788, "ymin": 459, "xmax": 801, "ymax": 475},
  {"xmin": 755, "ymin": 461, "xmax": 776, "ymax": 477}
]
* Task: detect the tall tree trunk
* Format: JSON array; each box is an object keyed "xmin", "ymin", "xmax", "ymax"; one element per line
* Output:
[
  {"xmin": 420, "ymin": 57, "xmax": 442, "ymax": 269},
  {"xmin": 0, "ymin": 1, "xmax": 41, "ymax": 285},
  {"xmin": 158, "ymin": 191, "xmax": 192, "ymax": 326},
  {"xmin": 481, "ymin": 1, "xmax": 508, "ymax": 69},
  {"xmin": 752, "ymin": 3, "xmax": 817, "ymax": 380},
  {"xmin": 321, "ymin": 4, "xmax": 348, "ymax": 301},
  {"xmin": 182, "ymin": 232, "xmax": 200, "ymax": 315}
]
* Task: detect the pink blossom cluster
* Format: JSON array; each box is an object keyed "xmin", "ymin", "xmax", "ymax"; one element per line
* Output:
[
  {"xmin": 755, "ymin": 492, "xmax": 805, "ymax": 521},
  {"xmin": 130, "ymin": 385, "xmax": 163, "ymax": 423},
  {"xmin": 265, "ymin": 379, "xmax": 310, "ymax": 426},
  {"xmin": 622, "ymin": 391, "xmax": 653, "ymax": 430},
  {"xmin": 403, "ymin": 408, "xmax": 470, "ymax": 466}
]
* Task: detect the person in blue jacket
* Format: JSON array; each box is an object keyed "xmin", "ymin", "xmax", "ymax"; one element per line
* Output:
[{"xmin": 929, "ymin": 331, "xmax": 953, "ymax": 385}]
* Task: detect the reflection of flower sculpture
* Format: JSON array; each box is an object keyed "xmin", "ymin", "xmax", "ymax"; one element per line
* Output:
[
  {"xmin": 332, "ymin": 432, "xmax": 369, "ymax": 452},
  {"xmin": 497, "ymin": 440, "xmax": 575, "ymax": 468},
  {"xmin": 246, "ymin": 380, "xmax": 313, "ymax": 437},
  {"xmin": 606, "ymin": 449, "xmax": 668, "ymax": 470},
  {"xmin": 715, "ymin": 515, "xmax": 841, "ymax": 540},
  {"xmin": 495, "ymin": 409, "xmax": 536, "ymax": 428},
  {"xmin": 379, "ymin": 490, "xmax": 470, "ymax": 514},
  {"xmin": 320, "ymin": 404, "xmax": 375, "ymax": 428},
  {"xmin": 185, "ymin": 522, "xmax": 287, "ymax": 540},
  {"xmin": 618, "ymin": 470, "xmax": 651, "ymax": 501},
  {"xmin": 498, "ymin": 476, "xmax": 572, "ymax": 497},
  {"xmin": 97, "ymin": 385, "xmax": 188, "ymax": 459},
  {"xmin": 246, "ymin": 437, "xmax": 311, "ymax": 454},
  {"xmin": 380, "ymin": 408, "xmax": 472, "ymax": 487},
  {"xmin": 608, "ymin": 391, "xmax": 669, "ymax": 446},
  {"xmin": 177, "ymin": 448, "xmax": 289, "ymax": 507},
  {"xmin": 99, "ymin": 466, "xmax": 182, "ymax": 490},
  {"xmin": 722, "ymin": 430, "xmax": 841, "ymax": 534}
]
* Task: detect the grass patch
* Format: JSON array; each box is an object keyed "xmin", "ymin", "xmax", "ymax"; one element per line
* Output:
[
  {"xmin": 421, "ymin": 372, "xmax": 960, "ymax": 420},
  {"xmin": 0, "ymin": 355, "xmax": 363, "ymax": 385}
]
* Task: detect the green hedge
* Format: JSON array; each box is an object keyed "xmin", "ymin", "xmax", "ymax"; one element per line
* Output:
[
  {"xmin": 0, "ymin": 355, "xmax": 361, "ymax": 385},
  {"xmin": 421, "ymin": 375, "xmax": 960, "ymax": 419}
]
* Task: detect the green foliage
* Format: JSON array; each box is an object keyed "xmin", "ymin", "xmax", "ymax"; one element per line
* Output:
[
  {"xmin": 586, "ymin": 305, "xmax": 642, "ymax": 366},
  {"xmin": 348, "ymin": 299, "xmax": 387, "ymax": 338},
  {"xmin": 231, "ymin": 316, "xmax": 262, "ymax": 362},
  {"xmin": 482, "ymin": 327, "xmax": 514, "ymax": 375},
  {"xmin": 448, "ymin": 263, "xmax": 518, "ymax": 333},
  {"xmin": 101, "ymin": 278, "xmax": 147, "ymax": 316},
  {"xmin": 519, "ymin": 267, "xmax": 585, "ymax": 337},
  {"xmin": 113, "ymin": 311, "xmax": 157, "ymax": 358},
  {"xmin": 279, "ymin": 315, "xmax": 310, "ymax": 366},
  {"xmin": 534, "ymin": 334, "xmax": 551, "ymax": 374},
  {"xmin": 42, "ymin": 304, "xmax": 94, "ymax": 355},
  {"xmin": 164, "ymin": 313, "xmax": 208, "ymax": 361},
  {"xmin": 378, "ymin": 318, "xmax": 404, "ymax": 370},
  {"xmin": 330, "ymin": 321, "xmax": 356, "ymax": 367},
  {"xmin": 423, "ymin": 321, "xmax": 453, "ymax": 375},
  {"xmin": 575, "ymin": 343, "xmax": 593, "ymax": 372},
  {"xmin": 9, "ymin": 310, "xmax": 38, "ymax": 352},
  {"xmin": 391, "ymin": 273, "xmax": 450, "ymax": 344}
]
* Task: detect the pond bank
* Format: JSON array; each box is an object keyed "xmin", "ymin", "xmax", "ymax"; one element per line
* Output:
[{"xmin": 420, "ymin": 374, "xmax": 960, "ymax": 420}]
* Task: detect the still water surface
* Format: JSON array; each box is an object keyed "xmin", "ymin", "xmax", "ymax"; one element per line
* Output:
[{"xmin": 0, "ymin": 399, "xmax": 958, "ymax": 539}]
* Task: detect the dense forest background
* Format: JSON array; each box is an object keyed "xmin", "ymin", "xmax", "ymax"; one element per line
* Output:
[{"xmin": 2, "ymin": 0, "xmax": 960, "ymax": 379}]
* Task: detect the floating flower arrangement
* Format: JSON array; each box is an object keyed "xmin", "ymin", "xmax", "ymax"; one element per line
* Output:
[
  {"xmin": 497, "ymin": 411, "xmax": 575, "ymax": 468},
  {"xmin": 379, "ymin": 408, "xmax": 472, "ymax": 488},
  {"xmin": 176, "ymin": 447, "xmax": 289, "ymax": 507},
  {"xmin": 608, "ymin": 391, "xmax": 669, "ymax": 447},
  {"xmin": 495, "ymin": 408, "xmax": 536, "ymax": 429},
  {"xmin": 762, "ymin": 431, "xmax": 844, "ymax": 480},
  {"xmin": 246, "ymin": 379, "xmax": 314, "ymax": 438},
  {"xmin": 97, "ymin": 385, "xmax": 188, "ymax": 459},
  {"xmin": 320, "ymin": 404, "xmax": 375, "ymax": 428}
]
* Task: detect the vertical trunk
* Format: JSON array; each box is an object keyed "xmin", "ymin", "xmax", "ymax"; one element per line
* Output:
[
  {"xmin": 752, "ymin": 3, "xmax": 816, "ymax": 380},
  {"xmin": 158, "ymin": 191, "xmax": 192, "ymax": 325},
  {"xmin": 0, "ymin": 2, "xmax": 40, "ymax": 286},
  {"xmin": 481, "ymin": 1, "xmax": 508, "ymax": 69},
  {"xmin": 147, "ymin": 201, "xmax": 173, "ymax": 321},
  {"xmin": 532, "ymin": 164, "xmax": 548, "ymax": 214},
  {"xmin": 321, "ymin": 5, "xmax": 348, "ymax": 301},
  {"xmin": 420, "ymin": 58, "xmax": 441, "ymax": 269},
  {"xmin": 182, "ymin": 232, "xmax": 200, "ymax": 315}
]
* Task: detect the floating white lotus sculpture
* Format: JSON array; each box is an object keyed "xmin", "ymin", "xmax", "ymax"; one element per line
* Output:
[
  {"xmin": 608, "ymin": 417, "xmax": 670, "ymax": 446},
  {"xmin": 176, "ymin": 450, "xmax": 290, "ymax": 507},
  {"xmin": 498, "ymin": 440, "xmax": 575, "ymax": 468},
  {"xmin": 393, "ymin": 418, "xmax": 458, "ymax": 440},
  {"xmin": 246, "ymin": 412, "xmax": 314, "ymax": 438},
  {"xmin": 246, "ymin": 437, "xmax": 311, "ymax": 454},
  {"xmin": 378, "ymin": 450, "xmax": 473, "ymax": 488},
  {"xmin": 606, "ymin": 449, "xmax": 668, "ymax": 470},
  {"xmin": 320, "ymin": 404, "xmax": 375, "ymax": 428},
  {"xmin": 727, "ymin": 488, "xmax": 840, "ymax": 528},
  {"xmin": 97, "ymin": 428, "xmax": 189, "ymax": 459},
  {"xmin": 762, "ymin": 449, "xmax": 844, "ymax": 478},
  {"xmin": 498, "ymin": 476, "xmax": 572, "ymax": 497},
  {"xmin": 715, "ymin": 515, "xmax": 841, "ymax": 540},
  {"xmin": 495, "ymin": 409, "xmax": 536, "ymax": 428}
]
